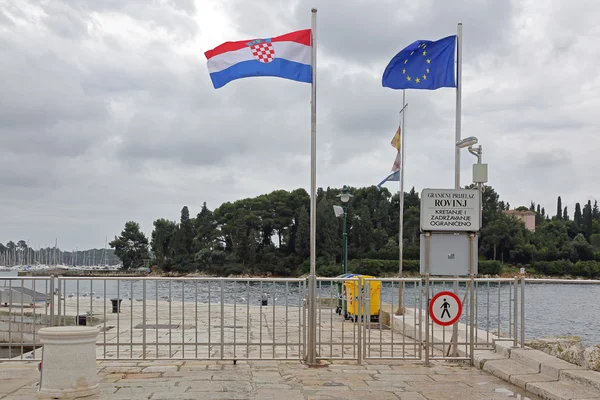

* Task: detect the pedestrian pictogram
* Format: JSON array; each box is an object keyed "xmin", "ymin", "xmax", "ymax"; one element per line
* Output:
[{"xmin": 429, "ymin": 291, "xmax": 462, "ymax": 326}]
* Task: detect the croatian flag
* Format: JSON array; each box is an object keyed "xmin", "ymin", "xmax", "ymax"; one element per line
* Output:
[{"xmin": 205, "ymin": 29, "xmax": 312, "ymax": 89}]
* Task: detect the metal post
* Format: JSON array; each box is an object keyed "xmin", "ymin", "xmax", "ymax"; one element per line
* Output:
[
  {"xmin": 455, "ymin": 22, "xmax": 463, "ymax": 190},
  {"xmin": 469, "ymin": 233, "xmax": 475, "ymax": 365},
  {"xmin": 357, "ymin": 278, "xmax": 362, "ymax": 364},
  {"xmin": 142, "ymin": 280, "xmax": 147, "ymax": 359},
  {"xmin": 57, "ymin": 276, "xmax": 62, "ymax": 326},
  {"xmin": 343, "ymin": 206, "xmax": 348, "ymax": 274},
  {"xmin": 513, "ymin": 276, "xmax": 518, "ymax": 347},
  {"xmin": 49, "ymin": 275, "xmax": 55, "ymax": 326},
  {"xmin": 397, "ymin": 90, "xmax": 407, "ymax": 315},
  {"xmin": 477, "ymin": 146, "xmax": 483, "ymax": 229},
  {"xmin": 306, "ymin": 7, "xmax": 318, "ymax": 366},
  {"xmin": 520, "ymin": 277, "xmax": 525, "ymax": 347},
  {"xmin": 452, "ymin": 24, "xmax": 463, "ymax": 358},
  {"xmin": 424, "ymin": 232, "xmax": 431, "ymax": 366}
]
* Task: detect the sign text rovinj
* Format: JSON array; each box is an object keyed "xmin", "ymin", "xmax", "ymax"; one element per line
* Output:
[{"xmin": 420, "ymin": 189, "xmax": 480, "ymax": 231}]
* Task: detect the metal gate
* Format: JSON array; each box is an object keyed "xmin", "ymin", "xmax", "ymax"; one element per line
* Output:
[{"xmin": 315, "ymin": 277, "xmax": 524, "ymax": 364}]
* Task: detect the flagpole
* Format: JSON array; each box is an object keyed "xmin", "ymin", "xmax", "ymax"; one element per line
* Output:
[
  {"xmin": 451, "ymin": 21, "xmax": 463, "ymax": 358},
  {"xmin": 306, "ymin": 7, "xmax": 318, "ymax": 365},
  {"xmin": 396, "ymin": 89, "xmax": 407, "ymax": 315},
  {"xmin": 454, "ymin": 22, "xmax": 463, "ymax": 190}
]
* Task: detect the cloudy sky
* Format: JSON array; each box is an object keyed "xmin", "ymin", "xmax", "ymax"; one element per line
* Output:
[{"xmin": 1, "ymin": 0, "xmax": 598, "ymax": 250}]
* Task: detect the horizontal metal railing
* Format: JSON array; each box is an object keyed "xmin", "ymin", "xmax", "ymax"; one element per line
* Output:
[
  {"xmin": 53, "ymin": 276, "xmax": 306, "ymax": 361},
  {"xmin": 0, "ymin": 276, "xmax": 54, "ymax": 361},
  {"xmin": 1, "ymin": 275, "xmax": 598, "ymax": 363}
]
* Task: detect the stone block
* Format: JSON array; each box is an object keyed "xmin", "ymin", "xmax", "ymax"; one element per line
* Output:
[
  {"xmin": 560, "ymin": 369, "xmax": 600, "ymax": 392},
  {"xmin": 584, "ymin": 345, "xmax": 600, "ymax": 371},
  {"xmin": 509, "ymin": 373, "xmax": 556, "ymax": 390},
  {"xmin": 510, "ymin": 348, "xmax": 557, "ymax": 372},
  {"xmin": 482, "ymin": 359, "xmax": 538, "ymax": 382},
  {"xmin": 540, "ymin": 360, "xmax": 583, "ymax": 380},
  {"xmin": 526, "ymin": 380, "xmax": 600, "ymax": 400},
  {"xmin": 473, "ymin": 349, "xmax": 506, "ymax": 369},
  {"xmin": 527, "ymin": 336, "xmax": 586, "ymax": 366},
  {"xmin": 493, "ymin": 339, "xmax": 517, "ymax": 357}
]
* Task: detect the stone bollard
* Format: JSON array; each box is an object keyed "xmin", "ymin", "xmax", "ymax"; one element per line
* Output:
[{"xmin": 37, "ymin": 326, "xmax": 99, "ymax": 399}]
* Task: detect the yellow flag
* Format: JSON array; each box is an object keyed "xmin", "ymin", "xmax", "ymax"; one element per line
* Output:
[{"xmin": 390, "ymin": 126, "xmax": 401, "ymax": 151}]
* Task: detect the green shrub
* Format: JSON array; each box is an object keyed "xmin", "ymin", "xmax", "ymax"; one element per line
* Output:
[
  {"xmin": 220, "ymin": 264, "xmax": 244, "ymax": 277},
  {"xmin": 316, "ymin": 264, "xmax": 343, "ymax": 277},
  {"xmin": 572, "ymin": 261, "xmax": 600, "ymax": 278},
  {"xmin": 346, "ymin": 259, "xmax": 419, "ymax": 276},
  {"xmin": 478, "ymin": 260, "xmax": 502, "ymax": 275},
  {"xmin": 532, "ymin": 260, "xmax": 574, "ymax": 276}
]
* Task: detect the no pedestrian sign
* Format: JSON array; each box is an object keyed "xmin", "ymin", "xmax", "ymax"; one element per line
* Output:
[
  {"xmin": 420, "ymin": 188, "xmax": 480, "ymax": 232},
  {"xmin": 429, "ymin": 291, "xmax": 462, "ymax": 326}
]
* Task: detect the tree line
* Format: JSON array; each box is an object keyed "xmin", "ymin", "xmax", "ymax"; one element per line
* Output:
[{"xmin": 108, "ymin": 185, "xmax": 600, "ymax": 278}]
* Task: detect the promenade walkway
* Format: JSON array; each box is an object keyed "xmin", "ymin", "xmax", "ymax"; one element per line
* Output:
[{"xmin": 0, "ymin": 359, "xmax": 538, "ymax": 399}]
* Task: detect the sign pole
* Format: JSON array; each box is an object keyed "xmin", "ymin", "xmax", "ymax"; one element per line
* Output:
[
  {"xmin": 469, "ymin": 232, "xmax": 476, "ymax": 365},
  {"xmin": 424, "ymin": 232, "xmax": 431, "ymax": 367}
]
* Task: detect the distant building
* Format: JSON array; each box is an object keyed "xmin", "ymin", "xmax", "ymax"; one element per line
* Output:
[{"xmin": 504, "ymin": 210, "xmax": 536, "ymax": 232}]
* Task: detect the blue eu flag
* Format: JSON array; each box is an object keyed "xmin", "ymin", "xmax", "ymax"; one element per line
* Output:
[{"xmin": 382, "ymin": 35, "xmax": 456, "ymax": 90}]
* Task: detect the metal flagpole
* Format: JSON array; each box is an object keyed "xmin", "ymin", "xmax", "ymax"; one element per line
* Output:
[
  {"xmin": 451, "ymin": 21, "xmax": 463, "ymax": 357},
  {"xmin": 306, "ymin": 7, "xmax": 318, "ymax": 365},
  {"xmin": 396, "ymin": 90, "xmax": 406, "ymax": 315},
  {"xmin": 454, "ymin": 22, "xmax": 463, "ymax": 190}
]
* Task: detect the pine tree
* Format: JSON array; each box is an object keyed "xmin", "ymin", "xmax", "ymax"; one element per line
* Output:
[
  {"xmin": 593, "ymin": 200, "xmax": 600, "ymax": 221},
  {"xmin": 574, "ymin": 203, "xmax": 583, "ymax": 227},
  {"xmin": 530, "ymin": 202, "xmax": 535, "ymax": 211},
  {"xmin": 556, "ymin": 196, "xmax": 562, "ymax": 219},
  {"xmin": 536, "ymin": 204, "xmax": 541, "ymax": 214},
  {"xmin": 541, "ymin": 207, "xmax": 546, "ymax": 217},
  {"xmin": 109, "ymin": 221, "xmax": 149, "ymax": 269},
  {"xmin": 563, "ymin": 206, "xmax": 568, "ymax": 220},
  {"xmin": 179, "ymin": 206, "xmax": 194, "ymax": 254},
  {"xmin": 584, "ymin": 200, "xmax": 593, "ymax": 238},
  {"xmin": 294, "ymin": 205, "xmax": 310, "ymax": 260}
]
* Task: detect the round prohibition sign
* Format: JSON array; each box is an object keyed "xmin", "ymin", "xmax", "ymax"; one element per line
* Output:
[{"xmin": 429, "ymin": 291, "xmax": 462, "ymax": 326}]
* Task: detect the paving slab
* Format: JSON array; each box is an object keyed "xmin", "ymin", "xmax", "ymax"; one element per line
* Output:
[{"xmin": 0, "ymin": 359, "xmax": 542, "ymax": 400}]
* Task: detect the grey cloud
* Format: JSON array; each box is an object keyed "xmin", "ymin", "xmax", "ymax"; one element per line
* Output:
[
  {"xmin": 225, "ymin": 0, "xmax": 514, "ymax": 67},
  {"xmin": 41, "ymin": 2, "xmax": 90, "ymax": 39},
  {"xmin": 525, "ymin": 149, "xmax": 573, "ymax": 169}
]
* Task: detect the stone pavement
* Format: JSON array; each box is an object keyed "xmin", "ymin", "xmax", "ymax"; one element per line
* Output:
[{"xmin": 0, "ymin": 359, "xmax": 539, "ymax": 400}]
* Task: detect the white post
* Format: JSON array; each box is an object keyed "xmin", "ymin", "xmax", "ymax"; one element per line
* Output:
[
  {"xmin": 454, "ymin": 22, "xmax": 463, "ymax": 190},
  {"xmin": 452, "ymin": 22, "xmax": 463, "ymax": 357},
  {"xmin": 306, "ymin": 7, "xmax": 318, "ymax": 365}
]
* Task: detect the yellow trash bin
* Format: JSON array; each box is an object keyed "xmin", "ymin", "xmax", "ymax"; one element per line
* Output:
[{"xmin": 343, "ymin": 275, "xmax": 381, "ymax": 321}]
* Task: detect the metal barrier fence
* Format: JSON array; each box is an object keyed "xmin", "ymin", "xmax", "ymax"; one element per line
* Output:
[
  {"xmin": 55, "ymin": 277, "xmax": 307, "ymax": 361},
  {"xmin": 1, "ymin": 275, "xmax": 598, "ymax": 363},
  {"xmin": 0, "ymin": 277, "xmax": 54, "ymax": 361}
]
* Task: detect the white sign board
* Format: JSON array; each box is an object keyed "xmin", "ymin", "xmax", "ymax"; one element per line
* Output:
[{"xmin": 421, "ymin": 188, "xmax": 480, "ymax": 232}]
